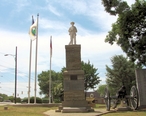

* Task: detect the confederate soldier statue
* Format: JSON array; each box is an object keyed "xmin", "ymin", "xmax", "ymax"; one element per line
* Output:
[{"xmin": 68, "ymin": 22, "xmax": 77, "ymax": 45}]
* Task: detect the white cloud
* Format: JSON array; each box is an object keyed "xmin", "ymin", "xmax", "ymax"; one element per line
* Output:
[
  {"xmin": 15, "ymin": 0, "xmax": 30, "ymax": 10},
  {"xmin": 39, "ymin": 18, "xmax": 67, "ymax": 31},
  {"xmin": 47, "ymin": 4, "xmax": 62, "ymax": 16}
]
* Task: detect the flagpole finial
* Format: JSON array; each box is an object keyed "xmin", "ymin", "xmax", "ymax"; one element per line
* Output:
[
  {"xmin": 32, "ymin": 15, "xmax": 34, "ymax": 25},
  {"xmin": 32, "ymin": 15, "xmax": 34, "ymax": 21}
]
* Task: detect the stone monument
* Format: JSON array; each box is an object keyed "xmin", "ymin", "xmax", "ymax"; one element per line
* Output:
[
  {"xmin": 135, "ymin": 69, "xmax": 146, "ymax": 108},
  {"xmin": 56, "ymin": 22, "xmax": 91, "ymax": 113},
  {"xmin": 61, "ymin": 45, "xmax": 90, "ymax": 113}
]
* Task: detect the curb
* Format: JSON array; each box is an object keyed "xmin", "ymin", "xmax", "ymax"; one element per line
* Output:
[{"xmin": 96, "ymin": 110, "xmax": 116, "ymax": 116}]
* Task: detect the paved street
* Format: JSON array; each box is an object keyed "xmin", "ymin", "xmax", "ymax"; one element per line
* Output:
[{"xmin": 0, "ymin": 102, "xmax": 14, "ymax": 106}]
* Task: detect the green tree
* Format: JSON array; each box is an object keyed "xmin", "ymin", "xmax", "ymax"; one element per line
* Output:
[
  {"xmin": 22, "ymin": 97, "xmax": 42, "ymax": 103},
  {"xmin": 81, "ymin": 61, "xmax": 101, "ymax": 90},
  {"xmin": 0, "ymin": 93, "xmax": 8, "ymax": 101},
  {"xmin": 38, "ymin": 70, "xmax": 63, "ymax": 102},
  {"xmin": 8, "ymin": 96, "xmax": 14, "ymax": 102},
  {"xmin": 106, "ymin": 55, "xmax": 140, "ymax": 95},
  {"xmin": 102, "ymin": 0, "xmax": 130, "ymax": 15},
  {"xmin": 52, "ymin": 71, "xmax": 63, "ymax": 102},
  {"xmin": 102, "ymin": 0, "xmax": 146, "ymax": 66},
  {"xmin": 97, "ymin": 84, "xmax": 107, "ymax": 97}
]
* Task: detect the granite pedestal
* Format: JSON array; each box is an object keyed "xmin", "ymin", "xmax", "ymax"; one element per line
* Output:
[{"xmin": 60, "ymin": 45, "xmax": 91, "ymax": 113}]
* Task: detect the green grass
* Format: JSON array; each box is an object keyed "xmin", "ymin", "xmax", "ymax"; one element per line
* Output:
[
  {"xmin": 0, "ymin": 104, "xmax": 146, "ymax": 116},
  {"xmin": 0, "ymin": 105, "xmax": 57, "ymax": 116},
  {"xmin": 94, "ymin": 104, "xmax": 146, "ymax": 116},
  {"xmin": 104, "ymin": 110, "xmax": 146, "ymax": 116},
  {"xmin": 95, "ymin": 104, "xmax": 106, "ymax": 108}
]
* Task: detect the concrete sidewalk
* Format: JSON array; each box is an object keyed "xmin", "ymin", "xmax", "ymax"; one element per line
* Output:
[{"xmin": 43, "ymin": 109, "xmax": 115, "ymax": 116}]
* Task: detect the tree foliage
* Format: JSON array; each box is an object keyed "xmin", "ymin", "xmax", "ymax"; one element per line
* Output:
[
  {"xmin": 81, "ymin": 61, "xmax": 101, "ymax": 90},
  {"xmin": 22, "ymin": 97, "xmax": 42, "ymax": 103},
  {"xmin": 38, "ymin": 70, "xmax": 63, "ymax": 101},
  {"xmin": 97, "ymin": 84, "xmax": 107, "ymax": 97},
  {"xmin": 102, "ymin": 0, "xmax": 146, "ymax": 66},
  {"xmin": 102, "ymin": 0, "xmax": 129, "ymax": 15},
  {"xmin": 0, "ymin": 93, "xmax": 8, "ymax": 102},
  {"xmin": 0, "ymin": 93, "xmax": 21, "ymax": 103},
  {"xmin": 106, "ymin": 55, "xmax": 140, "ymax": 95}
]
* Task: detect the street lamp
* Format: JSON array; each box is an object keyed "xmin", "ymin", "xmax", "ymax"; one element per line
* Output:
[{"xmin": 5, "ymin": 46, "xmax": 17, "ymax": 104}]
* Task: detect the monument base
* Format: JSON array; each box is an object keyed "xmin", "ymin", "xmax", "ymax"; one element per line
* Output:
[
  {"xmin": 62, "ymin": 100, "xmax": 88, "ymax": 107},
  {"xmin": 62, "ymin": 107, "xmax": 89, "ymax": 113},
  {"xmin": 116, "ymin": 107, "xmax": 132, "ymax": 111},
  {"xmin": 55, "ymin": 106, "xmax": 94, "ymax": 113}
]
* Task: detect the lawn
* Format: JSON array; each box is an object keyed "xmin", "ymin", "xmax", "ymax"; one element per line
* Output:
[
  {"xmin": 0, "ymin": 104, "xmax": 146, "ymax": 116},
  {"xmin": 0, "ymin": 105, "xmax": 57, "ymax": 116},
  {"xmin": 104, "ymin": 110, "xmax": 146, "ymax": 116},
  {"xmin": 94, "ymin": 104, "xmax": 146, "ymax": 116}
]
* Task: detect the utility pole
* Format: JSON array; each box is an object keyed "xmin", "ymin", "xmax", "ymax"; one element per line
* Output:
[{"xmin": 5, "ymin": 46, "xmax": 17, "ymax": 104}]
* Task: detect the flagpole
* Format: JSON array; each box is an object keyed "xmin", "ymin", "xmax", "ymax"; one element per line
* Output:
[
  {"xmin": 49, "ymin": 36, "xmax": 52, "ymax": 104},
  {"xmin": 28, "ymin": 39, "xmax": 32, "ymax": 104},
  {"xmin": 34, "ymin": 13, "xmax": 39, "ymax": 104},
  {"xmin": 28, "ymin": 15, "xmax": 34, "ymax": 104}
]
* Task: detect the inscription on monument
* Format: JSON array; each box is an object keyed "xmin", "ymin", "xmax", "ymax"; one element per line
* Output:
[
  {"xmin": 64, "ymin": 80, "xmax": 84, "ymax": 91},
  {"xmin": 64, "ymin": 91, "xmax": 85, "ymax": 101},
  {"xmin": 65, "ymin": 45, "xmax": 81, "ymax": 70},
  {"xmin": 70, "ymin": 75, "xmax": 77, "ymax": 80}
]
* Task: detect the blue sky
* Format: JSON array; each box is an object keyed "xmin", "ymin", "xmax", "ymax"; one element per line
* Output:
[{"xmin": 0, "ymin": 0, "xmax": 135, "ymax": 98}]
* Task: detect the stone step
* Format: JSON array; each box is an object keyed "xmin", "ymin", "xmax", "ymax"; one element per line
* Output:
[{"xmin": 62, "ymin": 107, "xmax": 89, "ymax": 113}]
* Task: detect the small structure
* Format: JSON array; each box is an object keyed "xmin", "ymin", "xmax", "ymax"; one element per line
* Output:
[
  {"xmin": 4, "ymin": 106, "xmax": 8, "ymax": 110},
  {"xmin": 86, "ymin": 92, "xmax": 104, "ymax": 105}
]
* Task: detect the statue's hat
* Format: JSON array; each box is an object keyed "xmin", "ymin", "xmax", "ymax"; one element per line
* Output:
[{"xmin": 70, "ymin": 22, "xmax": 75, "ymax": 24}]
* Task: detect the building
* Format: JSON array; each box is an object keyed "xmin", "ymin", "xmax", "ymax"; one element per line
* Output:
[{"xmin": 86, "ymin": 91, "xmax": 104, "ymax": 104}]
